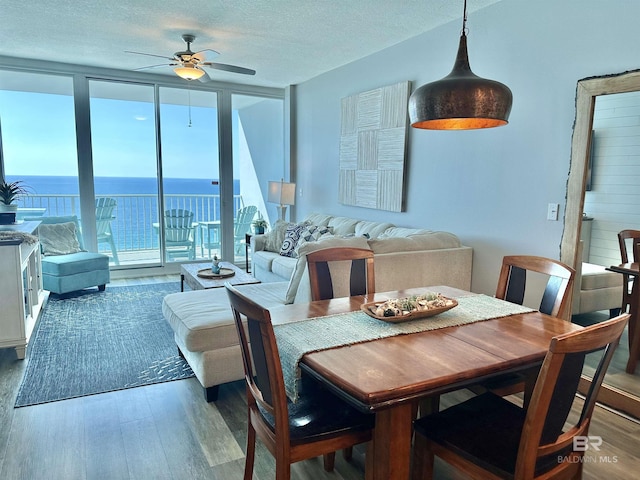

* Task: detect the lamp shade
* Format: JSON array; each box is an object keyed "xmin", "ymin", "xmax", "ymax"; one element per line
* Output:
[
  {"xmin": 409, "ymin": 31, "xmax": 512, "ymax": 129},
  {"xmin": 174, "ymin": 65, "xmax": 205, "ymax": 81},
  {"xmin": 268, "ymin": 180, "xmax": 296, "ymax": 206}
]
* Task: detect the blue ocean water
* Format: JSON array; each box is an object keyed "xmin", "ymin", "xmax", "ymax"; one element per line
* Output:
[
  {"xmin": 10, "ymin": 175, "xmax": 242, "ymax": 252},
  {"xmin": 10, "ymin": 175, "xmax": 238, "ymax": 196}
]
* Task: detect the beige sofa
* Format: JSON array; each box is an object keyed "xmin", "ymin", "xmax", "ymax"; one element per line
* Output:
[{"xmin": 162, "ymin": 212, "xmax": 473, "ymax": 401}]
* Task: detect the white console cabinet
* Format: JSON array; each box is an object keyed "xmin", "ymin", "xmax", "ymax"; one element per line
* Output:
[{"xmin": 0, "ymin": 221, "xmax": 46, "ymax": 359}]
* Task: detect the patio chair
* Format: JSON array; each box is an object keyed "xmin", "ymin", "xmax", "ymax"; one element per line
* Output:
[
  {"xmin": 163, "ymin": 209, "xmax": 197, "ymax": 261},
  {"xmin": 412, "ymin": 314, "xmax": 629, "ymax": 480},
  {"xmin": 225, "ymin": 283, "xmax": 373, "ymax": 480},
  {"xmin": 233, "ymin": 205, "xmax": 257, "ymax": 255},
  {"xmin": 95, "ymin": 197, "xmax": 119, "ymax": 265}
]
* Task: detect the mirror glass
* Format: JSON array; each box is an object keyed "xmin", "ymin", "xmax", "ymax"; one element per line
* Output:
[{"xmin": 561, "ymin": 70, "xmax": 640, "ymax": 412}]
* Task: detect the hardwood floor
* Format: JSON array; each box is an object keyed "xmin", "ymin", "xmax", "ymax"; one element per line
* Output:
[{"xmin": 1, "ymin": 277, "xmax": 640, "ymax": 479}]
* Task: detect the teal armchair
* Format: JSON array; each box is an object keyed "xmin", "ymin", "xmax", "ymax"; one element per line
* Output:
[{"xmin": 31, "ymin": 215, "xmax": 110, "ymax": 295}]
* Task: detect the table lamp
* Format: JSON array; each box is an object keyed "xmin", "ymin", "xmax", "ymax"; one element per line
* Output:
[{"xmin": 268, "ymin": 179, "xmax": 296, "ymax": 221}]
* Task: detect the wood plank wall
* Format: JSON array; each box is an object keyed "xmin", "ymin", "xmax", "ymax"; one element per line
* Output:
[{"xmin": 583, "ymin": 91, "xmax": 640, "ymax": 267}]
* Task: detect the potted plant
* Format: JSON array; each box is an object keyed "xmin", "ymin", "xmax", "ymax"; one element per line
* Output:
[
  {"xmin": 0, "ymin": 180, "xmax": 31, "ymax": 224},
  {"xmin": 252, "ymin": 217, "xmax": 268, "ymax": 235}
]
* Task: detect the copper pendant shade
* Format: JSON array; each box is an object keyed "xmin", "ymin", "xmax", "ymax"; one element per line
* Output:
[{"xmin": 409, "ymin": 1, "xmax": 512, "ymax": 130}]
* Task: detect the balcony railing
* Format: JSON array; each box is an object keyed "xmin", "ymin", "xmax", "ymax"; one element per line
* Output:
[{"xmin": 20, "ymin": 194, "xmax": 246, "ymax": 261}]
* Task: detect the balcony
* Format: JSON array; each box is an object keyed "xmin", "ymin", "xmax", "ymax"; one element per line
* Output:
[{"xmin": 19, "ymin": 193, "xmax": 251, "ymax": 266}]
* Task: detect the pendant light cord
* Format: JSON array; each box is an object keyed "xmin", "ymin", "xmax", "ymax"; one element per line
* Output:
[{"xmin": 461, "ymin": 0, "xmax": 468, "ymax": 36}]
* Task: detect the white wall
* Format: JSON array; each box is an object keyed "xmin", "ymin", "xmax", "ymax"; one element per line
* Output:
[
  {"xmin": 585, "ymin": 91, "xmax": 640, "ymax": 267},
  {"xmin": 294, "ymin": 0, "xmax": 640, "ymax": 295}
]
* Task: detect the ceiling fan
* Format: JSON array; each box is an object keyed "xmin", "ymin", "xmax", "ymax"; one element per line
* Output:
[{"xmin": 126, "ymin": 34, "xmax": 256, "ymax": 81}]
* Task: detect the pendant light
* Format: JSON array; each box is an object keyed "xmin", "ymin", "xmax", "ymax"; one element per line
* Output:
[{"xmin": 408, "ymin": 0, "xmax": 512, "ymax": 130}]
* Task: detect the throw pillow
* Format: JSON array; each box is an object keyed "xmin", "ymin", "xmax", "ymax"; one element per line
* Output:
[
  {"xmin": 294, "ymin": 224, "xmax": 333, "ymax": 252},
  {"xmin": 279, "ymin": 223, "xmax": 306, "ymax": 257},
  {"xmin": 264, "ymin": 219, "xmax": 291, "ymax": 253},
  {"xmin": 38, "ymin": 222, "xmax": 82, "ymax": 256}
]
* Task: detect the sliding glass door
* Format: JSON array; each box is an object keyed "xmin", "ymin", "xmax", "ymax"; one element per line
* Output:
[
  {"xmin": 89, "ymin": 80, "xmax": 161, "ymax": 266},
  {"xmin": 158, "ymin": 87, "xmax": 220, "ymax": 262}
]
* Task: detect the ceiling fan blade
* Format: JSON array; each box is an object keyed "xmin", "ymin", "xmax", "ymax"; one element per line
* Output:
[
  {"xmin": 125, "ymin": 50, "xmax": 176, "ymax": 61},
  {"xmin": 133, "ymin": 63, "xmax": 177, "ymax": 71},
  {"xmin": 197, "ymin": 70, "xmax": 212, "ymax": 83},
  {"xmin": 202, "ymin": 62, "xmax": 256, "ymax": 76},
  {"xmin": 192, "ymin": 49, "xmax": 220, "ymax": 62}
]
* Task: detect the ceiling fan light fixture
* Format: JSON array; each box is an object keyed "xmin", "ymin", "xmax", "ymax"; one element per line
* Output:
[
  {"xmin": 174, "ymin": 65, "xmax": 205, "ymax": 81},
  {"xmin": 408, "ymin": 0, "xmax": 512, "ymax": 130}
]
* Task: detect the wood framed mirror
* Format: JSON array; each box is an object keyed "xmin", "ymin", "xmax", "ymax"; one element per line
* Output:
[{"xmin": 561, "ymin": 69, "xmax": 640, "ymax": 418}]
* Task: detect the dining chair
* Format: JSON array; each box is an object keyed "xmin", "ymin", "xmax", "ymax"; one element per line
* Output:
[
  {"xmin": 306, "ymin": 247, "xmax": 375, "ymax": 301},
  {"xmin": 617, "ymin": 229, "xmax": 640, "ymax": 314},
  {"xmin": 412, "ymin": 313, "xmax": 629, "ymax": 480},
  {"xmin": 163, "ymin": 208, "xmax": 197, "ymax": 261},
  {"xmin": 225, "ymin": 283, "xmax": 373, "ymax": 480},
  {"xmin": 95, "ymin": 197, "xmax": 119, "ymax": 265},
  {"xmin": 474, "ymin": 255, "xmax": 576, "ymax": 402}
]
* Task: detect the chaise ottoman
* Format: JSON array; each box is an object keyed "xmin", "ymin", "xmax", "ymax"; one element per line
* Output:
[{"xmin": 162, "ymin": 282, "xmax": 289, "ymax": 401}]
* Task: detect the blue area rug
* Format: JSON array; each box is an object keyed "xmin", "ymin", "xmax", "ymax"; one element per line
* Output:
[{"xmin": 15, "ymin": 283, "xmax": 193, "ymax": 407}]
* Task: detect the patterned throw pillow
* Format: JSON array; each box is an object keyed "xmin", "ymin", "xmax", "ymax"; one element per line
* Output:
[
  {"xmin": 295, "ymin": 224, "xmax": 333, "ymax": 252},
  {"xmin": 279, "ymin": 223, "xmax": 306, "ymax": 257}
]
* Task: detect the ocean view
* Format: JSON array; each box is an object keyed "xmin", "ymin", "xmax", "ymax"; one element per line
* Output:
[{"xmin": 10, "ymin": 175, "xmax": 243, "ymax": 253}]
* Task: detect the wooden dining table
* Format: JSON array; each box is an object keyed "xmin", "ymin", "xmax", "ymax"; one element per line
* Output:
[
  {"xmin": 607, "ymin": 262, "xmax": 640, "ymax": 373},
  {"xmin": 268, "ymin": 285, "xmax": 582, "ymax": 480}
]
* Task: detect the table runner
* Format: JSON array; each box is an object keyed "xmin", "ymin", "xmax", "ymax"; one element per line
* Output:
[{"xmin": 274, "ymin": 294, "xmax": 535, "ymax": 401}]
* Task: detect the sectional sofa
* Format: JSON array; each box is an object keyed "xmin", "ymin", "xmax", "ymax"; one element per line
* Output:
[{"xmin": 162, "ymin": 212, "xmax": 473, "ymax": 401}]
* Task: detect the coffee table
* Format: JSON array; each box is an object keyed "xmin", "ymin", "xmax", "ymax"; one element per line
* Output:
[{"xmin": 180, "ymin": 262, "xmax": 260, "ymax": 291}]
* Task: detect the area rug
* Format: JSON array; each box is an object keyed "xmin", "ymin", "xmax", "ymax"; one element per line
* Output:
[{"xmin": 15, "ymin": 283, "xmax": 194, "ymax": 407}]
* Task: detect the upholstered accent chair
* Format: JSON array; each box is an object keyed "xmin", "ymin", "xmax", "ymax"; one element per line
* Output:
[{"xmin": 33, "ymin": 215, "xmax": 110, "ymax": 295}]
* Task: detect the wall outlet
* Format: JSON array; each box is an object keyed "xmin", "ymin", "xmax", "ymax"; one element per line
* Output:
[{"xmin": 547, "ymin": 203, "xmax": 559, "ymax": 221}]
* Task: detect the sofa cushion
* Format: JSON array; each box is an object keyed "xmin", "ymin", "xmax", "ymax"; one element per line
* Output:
[
  {"xmin": 380, "ymin": 227, "xmax": 431, "ymax": 237},
  {"xmin": 328, "ymin": 216, "xmax": 360, "ymax": 236},
  {"xmin": 581, "ymin": 263, "xmax": 623, "ymax": 290},
  {"xmin": 355, "ymin": 221, "xmax": 395, "ymax": 239},
  {"xmin": 368, "ymin": 232, "xmax": 461, "ymax": 254},
  {"xmin": 41, "ymin": 251, "xmax": 110, "ymax": 276},
  {"xmin": 271, "ymin": 255, "xmax": 297, "ymax": 280},
  {"xmin": 303, "ymin": 213, "xmax": 333, "ymax": 227},
  {"xmin": 286, "ymin": 235, "xmax": 371, "ymax": 304},
  {"xmin": 252, "ymin": 250, "xmax": 279, "ymax": 272}
]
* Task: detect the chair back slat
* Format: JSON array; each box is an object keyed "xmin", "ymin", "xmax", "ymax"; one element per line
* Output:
[
  {"xmin": 496, "ymin": 255, "xmax": 575, "ymax": 320},
  {"xmin": 226, "ymin": 284, "xmax": 288, "ymax": 429},
  {"xmin": 515, "ymin": 314, "xmax": 629, "ymax": 478},
  {"xmin": 95, "ymin": 197, "xmax": 117, "ymax": 237},
  {"xmin": 504, "ymin": 265, "xmax": 526, "ymax": 306},
  {"xmin": 306, "ymin": 247, "xmax": 375, "ymax": 301}
]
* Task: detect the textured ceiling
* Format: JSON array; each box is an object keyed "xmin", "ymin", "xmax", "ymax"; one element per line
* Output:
[{"xmin": 0, "ymin": 0, "xmax": 502, "ymax": 88}]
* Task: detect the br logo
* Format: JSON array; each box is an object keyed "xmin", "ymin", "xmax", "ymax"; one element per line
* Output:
[{"xmin": 573, "ymin": 435, "xmax": 602, "ymax": 452}]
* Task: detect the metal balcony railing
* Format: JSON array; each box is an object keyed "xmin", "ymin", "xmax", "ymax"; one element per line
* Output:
[{"xmin": 20, "ymin": 193, "xmax": 244, "ymax": 257}]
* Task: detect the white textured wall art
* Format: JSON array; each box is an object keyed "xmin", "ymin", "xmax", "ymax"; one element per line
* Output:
[{"xmin": 339, "ymin": 81, "xmax": 410, "ymax": 212}]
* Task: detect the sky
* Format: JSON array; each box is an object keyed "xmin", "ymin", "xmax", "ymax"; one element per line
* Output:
[{"xmin": 1, "ymin": 90, "xmax": 220, "ymax": 179}]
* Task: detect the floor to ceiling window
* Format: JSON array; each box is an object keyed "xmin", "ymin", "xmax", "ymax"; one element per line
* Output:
[
  {"xmin": 231, "ymin": 94, "xmax": 285, "ymax": 265},
  {"xmin": 0, "ymin": 71, "xmax": 79, "ymax": 220},
  {"xmin": 0, "ymin": 64, "xmax": 286, "ymax": 272}
]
